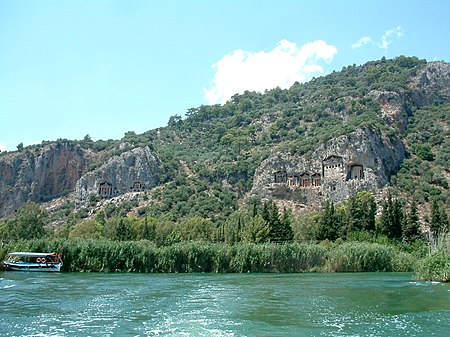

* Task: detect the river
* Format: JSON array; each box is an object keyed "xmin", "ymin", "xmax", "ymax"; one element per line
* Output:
[{"xmin": 0, "ymin": 272, "xmax": 449, "ymax": 336}]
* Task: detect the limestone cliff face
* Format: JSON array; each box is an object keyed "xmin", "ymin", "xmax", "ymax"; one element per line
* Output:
[
  {"xmin": 366, "ymin": 62, "xmax": 450, "ymax": 133},
  {"xmin": 368, "ymin": 90, "xmax": 408, "ymax": 132},
  {"xmin": 0, "ymin": 142, "xmax": 95, "ymax": 217},
  {"xmin": 409, "ymin": 61, "xmax": 450, "ymax": 106},
  {"xmin": 251, "ymin": 128, "xmax": 405, "ymax": 205},
  {"xmin": 75, "ymin": 146, "xmax": 163, "ymax": 205}
]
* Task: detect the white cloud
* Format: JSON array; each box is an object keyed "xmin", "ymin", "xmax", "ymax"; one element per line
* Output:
[
  {"xmin": 204, "ymin": 39, "xmax": 338, "ymax": 104},
  {"xmin": 351, "ymin": 36, "xmax": 372, "ymax": 49},
  {"xmin": 378, "ymin": 26, "xmax": 403, "ymax": 50},
  {"xmin": 0, "ymin": 143, "xmax": 6, "ymax": 152}
]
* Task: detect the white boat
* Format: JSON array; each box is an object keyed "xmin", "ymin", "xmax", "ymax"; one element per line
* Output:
[{"xmin": 3, "ymin": 252, "xmax": 63, "ymax": 272}]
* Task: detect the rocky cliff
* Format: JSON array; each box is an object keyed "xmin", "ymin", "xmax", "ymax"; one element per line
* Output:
[
  {"xmin": 251, "ymin": 128, "xmax": 405, "ymax": 206},
  {"xmin": 0, "ymin": 143, "xmax": 163, "ymax": 217},
  {"xmin": 410, "ymin": 61, "xmax": 450, "ymax": 106},
  {"xmin": 75, "ymin": 146, "xmax": 163, "ymax": 206},
  {"xmin": 0, "ymin": 142, "xmax": 96, "ymax": 217}
]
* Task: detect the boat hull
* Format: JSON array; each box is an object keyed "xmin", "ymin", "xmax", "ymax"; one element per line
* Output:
[{"xmin": 4, "ymin": 262, "xmax": 62, "ymax": 272}]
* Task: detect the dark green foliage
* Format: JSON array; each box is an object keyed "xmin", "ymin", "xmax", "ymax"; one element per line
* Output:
[
  {"xmin": 430, "ymin": 199, "xmax": 449, "ymax": 236},
  {"xmin": 402, "ymin": 200, "xmax": 422, "ymax": 243},
  {"xmin": 377, "ymin": 192, "xmax": 404, "ymax": 239},
  {"xmin": 412, "ymin": 144, "xmax": 435, "ymax": 161},
  {"xmin": 317, "ymin": 201, "xmax": 341, "ymax": 241},
  {"xmin": 260, "ymin": 201, "xmax": 293, "ymax": 242},
  {"xmin": 346, "ymin": 191, "xmax": 377, "ymax": 234}
]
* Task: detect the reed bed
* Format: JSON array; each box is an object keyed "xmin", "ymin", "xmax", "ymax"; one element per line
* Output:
[
  {"xmin": 1, "ymin": 239, "xmax": 416, "ymax": 273},
  {"xmin": 415, "ymin": 234, "xmax": 450, "ymax": 282},
  {"xmin": 325, "ymin": 242, "xmax": 415, "ymax": 272}
]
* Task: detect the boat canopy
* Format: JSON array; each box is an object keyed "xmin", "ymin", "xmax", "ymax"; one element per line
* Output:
[{"xmin": 7, "ymin": 252, "xmax": 58, "ymax": 257}]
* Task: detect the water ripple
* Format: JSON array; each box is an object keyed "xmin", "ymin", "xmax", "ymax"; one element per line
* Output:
[{"xmin": 0, "ymin": 272, "xmax": 448, "ymax": 337}]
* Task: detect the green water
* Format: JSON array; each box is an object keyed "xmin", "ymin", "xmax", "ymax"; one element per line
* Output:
[{"xmin": 0, "ymin": 272, "xmax": 448, "ymax": 336}]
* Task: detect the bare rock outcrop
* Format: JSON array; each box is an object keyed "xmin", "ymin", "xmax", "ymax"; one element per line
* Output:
[
  {"xmin": 251, "ymin": 128, "xmax": 405, "ymax": 206},
  {"xmin": 368, "ymin": 90, "xmax": 408, "ymax": 131},
  {"xmin": 75, "ymin": 146, "xmax": 163, "ymax": 205},
  {"xmin": 0, "ymin": 142, "xmax": 96, "ymax": 217},
  {"xmin": 409, "ymin": 61, "xmax": 450, "ymax": 106}
]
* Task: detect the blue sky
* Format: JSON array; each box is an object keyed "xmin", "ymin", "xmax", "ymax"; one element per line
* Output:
[{"xmin": 1, "ymin": 0, "xmax": 449, "ymax": 152}]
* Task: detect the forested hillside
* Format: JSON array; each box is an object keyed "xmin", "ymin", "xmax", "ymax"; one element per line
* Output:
[{"xmin": 0, "ymin": 56, "xmax": 449, "ymax": 248}]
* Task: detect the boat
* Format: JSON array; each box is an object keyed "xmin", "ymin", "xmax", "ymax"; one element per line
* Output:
[{"xmin": 3, "ymin": 252, "xmax": 63, "ymax": 272}]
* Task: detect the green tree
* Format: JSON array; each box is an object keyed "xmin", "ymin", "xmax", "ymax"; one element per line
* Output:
[
  {"xmin": 261, "ymin": 202, "xmax": 293, "ymax": 242},
  {"xmin": 412, "ymin": 144, "xmax": 435, "ymax": 161},
  {"xmin": 180, "ymin": 217, "xmax": 215, "ymax": 242},
  {"xmin": 223, "ymin": 210, "xmax": 245, "ymax": 243},
  {"xmin": 69, "ymin": 219, "xmax": 103, "ymax": 239},
  {"xmin": 168, "ymin": 114, "xmax": 182, "ymax": 127},
  {"xmin": 104, "ymin": 216, "xmax": 132, "ymax": 241},
  {"xmin": 141, "ymin": 215, "xmax": 156, "ymax": 241},
  {"xmin": 117, "ymin": 218, "xmax": 132, "ymax": 241},
  {"xmin": 0, "ymin": 218, "xmax": 17, "ymax": 240},
  {"xmin": 346, "ymin": 192, "xmax": 377, "ymax": 233},
  {"xmin": 280, "ymin": 207, "xmax": 294, "ymax": 241},
  {"xmin": 402, "ymin": 200, "xmax": 422, "ymax": 242},
  {"xmin": 81, "ymin": 134, "xmax": 94, "ymax": 149},
  {"xmin": 430, "ymin": 199, "xmax": 449, "ymax": 236},
  {"xmin": 268, "ymin": 202, "xmax": 282, "ymax": 241},
  {"xmin": 10, "ymin": 202, "xmax": 48, "ymax": 240},
  {"xmin": 241, "ymin": 214, "xmax": 270, "ymax": 243},
  {"xmin": 377, "ymin": 192, "xmax": 404, "ymax": 239},
  {"xmin": 220, "ymin": 128, "xmax": 248, "ymax": 154},
  {"xmin": 317, "ymin": 200, "xmax": 341, "ymax": 241}
]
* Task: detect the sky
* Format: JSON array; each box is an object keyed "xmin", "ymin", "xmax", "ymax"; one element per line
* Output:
[{"xmin": 1, "ymin": 0, "xmax": 450, "ymax": 152}]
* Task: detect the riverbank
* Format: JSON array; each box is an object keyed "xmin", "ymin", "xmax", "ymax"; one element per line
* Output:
[{"xmin": 1, "ymin": 239, "xmax": 417, "ymax": 273}]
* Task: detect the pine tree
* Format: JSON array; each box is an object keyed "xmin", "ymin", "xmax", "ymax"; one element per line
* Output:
[
  {"xmin": 347, "ymin": 192, "xmax": 376, "ymax": 233},
  {"xmin": 116, "ymin": 217, "xmax": 132, "ymax": 241},
  {"xmin": 280, "ymin": 207, "xmax": 294, "ymax": 241},
  {"xmin": 402, "ymin": 200, "xmax": 422, "ymax": 242},
  {"xmin": 268, "ymin": 202, "xmax": 282, "ymax": 241},
  {"xmin": 440, "ymin": 208, "xmax": 449, "ymax": 233},
  {"xmin": 261, "ymin": 202, "xmax": 270, "ymax": 224},
  {"xmin": 317, "ymin": 200, "xmax": 340, "ymax": 241},
  {"xmin": 377, "ymin": 192, "xmax": 404, "ymax": 239},
  {"xmin": 261, "ymin": 201, "xmax": 293, "ymax": 242},
  {"xmin": 392, "ymin": 198, "xmax": 404, "ymax": 239},
  {"xmin": 430, "ymin": 199, "xmax": 449, "ymax": 236}
]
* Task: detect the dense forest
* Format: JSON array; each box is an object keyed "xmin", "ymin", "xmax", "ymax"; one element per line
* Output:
[{"xmin": 1, "ymin": 56, "xmax": 449, "ymax": 280}]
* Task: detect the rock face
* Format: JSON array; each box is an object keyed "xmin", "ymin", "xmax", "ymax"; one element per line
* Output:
[
  {"xmin": 75, "ymin": 146, "xmax": 163, "ymax": 205},
  {"xmin": 409, "ymin": 61, "xmax": 450, "ymax": 106},
  {"xmin": 368, "ymin": 90, "xmax": 408, "ymax": 132},
  {"xmin": 0, "ymin": 142, "xmax": 95, "ymax": 217},
  {"xmin": 251, "ymin": 128, "xmax": 405, "ymax": 205}
]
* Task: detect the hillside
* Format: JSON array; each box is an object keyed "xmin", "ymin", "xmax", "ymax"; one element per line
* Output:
[{"xmin": 0, "ymin": 56, "xmax": 449, "ymax": 230}]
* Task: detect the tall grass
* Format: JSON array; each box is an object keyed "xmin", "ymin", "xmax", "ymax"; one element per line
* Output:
[
  {"xmin": 0, "ymin": 239, "xmax": 415, "ymax": 273},
  {"xmin": 325, "ymin": 242, "xmax": 415, "ymax": 272},
  {"xmin": 415, "ymin": 233, "xmax": 450, "ymax": 282}
]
